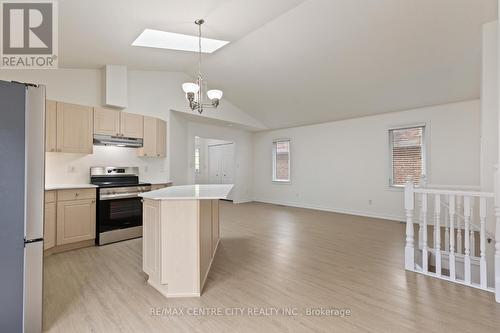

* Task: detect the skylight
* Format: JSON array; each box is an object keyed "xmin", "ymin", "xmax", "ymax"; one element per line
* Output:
[{"xmin": 132, "ymin": 29, "xmax": 229, "ymax": 53}]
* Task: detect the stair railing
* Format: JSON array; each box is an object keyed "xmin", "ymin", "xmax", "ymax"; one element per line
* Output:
[{"xmin": 404, "ymin": 178, "xmax": 496, "ymax": 299}]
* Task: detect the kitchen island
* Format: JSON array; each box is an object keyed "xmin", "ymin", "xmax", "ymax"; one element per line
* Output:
[{"xmin": 139, "ymin": 184, "xmax": 233, "ymax": 298}]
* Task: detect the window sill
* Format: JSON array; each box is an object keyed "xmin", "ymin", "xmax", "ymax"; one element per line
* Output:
[{"xmin": 272, "ymin": 180, "xmax": 292, "ymax": 185}]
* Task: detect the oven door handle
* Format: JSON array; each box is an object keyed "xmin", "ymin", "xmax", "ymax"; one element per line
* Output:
[{"xmin": 99, "ymin": 193, "xmax": 142, "ymax": 200}]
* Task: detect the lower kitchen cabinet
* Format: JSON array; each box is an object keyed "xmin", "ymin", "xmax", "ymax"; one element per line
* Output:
[
  {"xmin": 44, "ymin": 189, "xmax": 97, "ymax": 253},
  {"xmin": 56, "ymin": 199, "xmax": 96, "ymax": 245},
  {"xmin": 44, "ymin": 193, "xmax": 57, "ymax": 250}
]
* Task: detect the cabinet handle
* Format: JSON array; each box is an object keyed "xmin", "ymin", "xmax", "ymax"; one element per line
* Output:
[
  {"xmin": 91, "ymin": 199, "xmax": 95, "ymax": 203},
  {"xmin": 75, "ymin": 193, "xmax": 79, "ymax": 196},
  {"xmin": 157, "ymin": 154, "xmax": 160, "ymax": 157},
  {"xmin": 144, "ymin": 153, "xmax": 147, "ymax": 156}
]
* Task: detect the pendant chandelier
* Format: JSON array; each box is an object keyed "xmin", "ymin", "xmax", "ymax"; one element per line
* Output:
[{"xmin": 182, "ymin": 19, "xmax": 223, "ymax": 114}]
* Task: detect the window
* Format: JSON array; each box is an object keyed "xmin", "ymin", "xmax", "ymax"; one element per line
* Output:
[
  {"xmin": 389, "ymin": 125, "xmax": 426, "ymax": 187},
  {"xmin": 272, "ymin": 140, "xmax": 291, "ymax": 182},
  {"xmin": 194, "ymin": 148, "xmax": 200, "ymax": 173}
]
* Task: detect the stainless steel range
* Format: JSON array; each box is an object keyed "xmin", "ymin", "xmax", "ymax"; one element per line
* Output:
[{"xmin": 90, "ymin": 167, "xmax": 151, "ymax": 245}]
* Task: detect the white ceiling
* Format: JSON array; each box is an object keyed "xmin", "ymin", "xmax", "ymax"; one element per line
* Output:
[{"xmin": 58, "ymin": 0, "xmax": 497, "ymax": 129}]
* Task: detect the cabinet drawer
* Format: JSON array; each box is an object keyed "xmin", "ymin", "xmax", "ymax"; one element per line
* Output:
[
  {"xmin": 57, "ymin": 188, "xmax": 96, "ymax": 201},
  {"xmin": 45, "ymin": 190, "xmax": 56, "ymax": 203}
]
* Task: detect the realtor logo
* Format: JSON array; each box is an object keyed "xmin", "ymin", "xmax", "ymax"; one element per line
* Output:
[{"xmin": 1, "ymin": 0, "xmax": 58, "ymax": 68}]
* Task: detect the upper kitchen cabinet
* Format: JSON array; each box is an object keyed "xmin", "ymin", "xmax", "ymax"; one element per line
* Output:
[
  {"xmin": 56, "ymin": 102, "xmax": 93, "ymax": 154},
  {"xmin": 138, "ymin": 116, "xmax": 166, "ymax": 158},
  {"xmin": 45, "ymin": 100, "xmax": 57, "ymax": 152},
  {"xmin": 120, "ymin": 112, "xmax": 144, "ymax": 138},
  {"xmin": 156, "ymin": 118, "xmax": 166, "ymax": 157},
  {"xmin": 94, "ymin": 108, "xmax": 143, "ymax": 139},
  {"xmin": 94, "ymin": 107, "xmax": 120, "ymax": 136}
]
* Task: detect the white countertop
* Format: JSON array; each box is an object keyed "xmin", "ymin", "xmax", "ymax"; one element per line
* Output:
[
  {"xmin": 140, "ymin": 184, "xmax": 233, "ymax": 200},
  {"xmin": 45, "ymin": 184, "xmax": 98, "ymax": 191}
]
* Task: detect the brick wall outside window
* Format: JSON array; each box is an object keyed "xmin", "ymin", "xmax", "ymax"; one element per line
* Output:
[{"xmin": 390, "ymin": 126, "xmax": 424, "ymax": 186}]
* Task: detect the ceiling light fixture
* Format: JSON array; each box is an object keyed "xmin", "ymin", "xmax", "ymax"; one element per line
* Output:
[{"xmin": 182, "ymin": 19, "xmax": 223, "ymax": 114}]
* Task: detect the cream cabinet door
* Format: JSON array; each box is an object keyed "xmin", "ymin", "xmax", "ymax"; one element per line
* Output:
[
  {"xmin": 56, "ymin": 102, "xmax": 93, "ymax": 154},
  {"xmin": 94, "ymin": 107, "xmax": 120, "ymax": 136},
  {"xmin": 44, "ymin": 202, "xmax": 56, "ymax": 250},
  {"xmin": 56, "ymin": 199, "xmax": 96, "ymax": 245},
  {"xmin": 138, "ymin": 116, "xmax": 157, "ymax": 157},
  {"xmin": 156, "ymin": 119, "xmax": 167, "ymax": 158},
  {"xmin": 120, "ymin": 112, "xmax": 144, "ymax": 138},
  {"xmin": 45, "ymin": 100, "xmax": 57, "ymax": 152}
]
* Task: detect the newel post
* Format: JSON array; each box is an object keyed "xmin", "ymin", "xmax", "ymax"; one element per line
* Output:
[
  {"xmin": 494, "ymin": 167, "xmax": 500, "ymax": 302},
  {"xmin": 405, "ymin": 177, "xmax": 415, "ymax": 271}
]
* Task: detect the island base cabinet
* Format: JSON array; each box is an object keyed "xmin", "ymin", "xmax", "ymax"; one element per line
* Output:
[
  {"xmin": 142, "ymin": 199, "xmax": 160, "ymax": 280},
  {"xmin": 142, "ymin": 199, "xmax": 220, "ymax": 298}
]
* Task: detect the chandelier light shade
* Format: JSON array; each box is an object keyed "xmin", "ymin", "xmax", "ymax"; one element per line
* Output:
[
  {"xmin": 182, "ymin": 82, "xmax": 200, "ymax": 94},
  {"xmin": 182, "ymin": 19, "xmax": 223, "ymax": 114},
  {"xmin": 207, "ymin": 89, "xmax": 223, "ymax": 100}
]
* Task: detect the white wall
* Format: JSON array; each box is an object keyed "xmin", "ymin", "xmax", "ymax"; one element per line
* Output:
[
  {"xmin": 0, "ymin": 68, "xmax": 263, "ymax": 185},
  {"xmin": 480, "ymin": 21, "xmax": 498, "ymax": 192},
  {"xmin": 170, "ymin": 111, "xmax": 254, "ymax": 203},
  {"xmin": 253, "ymin": 100, "xmax": 481, "ymax": 221}
]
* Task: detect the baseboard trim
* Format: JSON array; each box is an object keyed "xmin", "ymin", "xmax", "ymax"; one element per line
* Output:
[
  {"xmin": 44, "ymin": 239, "xmax": 95, "ymax": 256},
  {"xmin": 253, "ymin": 198, "xmax": 405, "ymax": 222}
]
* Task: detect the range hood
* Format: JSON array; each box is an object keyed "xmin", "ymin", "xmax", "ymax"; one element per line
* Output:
[{"xmin": 93, "ymin": 134, "xmax": 143, "ymax": 148}]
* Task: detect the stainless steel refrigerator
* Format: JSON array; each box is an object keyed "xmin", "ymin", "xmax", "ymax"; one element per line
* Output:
[{"xmin": 0, "ymin": 80, "xmax": 46, "ymax": 333}]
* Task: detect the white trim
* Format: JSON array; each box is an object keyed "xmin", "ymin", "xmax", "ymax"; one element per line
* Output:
[{"xmin": 253, "ymin": 198, "xmax": 405, "ymax": 222}]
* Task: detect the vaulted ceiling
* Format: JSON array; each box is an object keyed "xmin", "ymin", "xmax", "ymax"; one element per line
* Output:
[{"xmin": 59, "ymin": 0, "xmax": 497, "ymax": 129}]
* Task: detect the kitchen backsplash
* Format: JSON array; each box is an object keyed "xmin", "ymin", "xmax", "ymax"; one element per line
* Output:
[{"xmin": 45, "ymin": 145, "xmax": 169, "ymax": 185}]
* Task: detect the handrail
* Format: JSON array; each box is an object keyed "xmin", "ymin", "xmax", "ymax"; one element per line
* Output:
[{"xmin": 414, "ymin": 188, "xmax": 494, "ymax": 197}]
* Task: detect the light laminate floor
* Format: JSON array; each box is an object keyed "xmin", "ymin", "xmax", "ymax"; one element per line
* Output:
[{"xmin": 43, "ymin": 201, "xmax": 500, "ymax": 332}]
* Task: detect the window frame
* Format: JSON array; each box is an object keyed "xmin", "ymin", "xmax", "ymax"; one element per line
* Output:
[
  {"xmin": 388, "ymin": 124, "xmax": 427, "ymax": 188},
  {"xmin": 272, "ymin": 139, "xmax": 292, "ymax": 184},
  {"xmin": 194, "ymin": 147, "xmax": 200, "ymax": 174}
]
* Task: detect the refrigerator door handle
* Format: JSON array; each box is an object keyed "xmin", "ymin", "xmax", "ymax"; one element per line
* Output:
[
  {"xmin": 24, "ymin": 85, "xmax": 46, "ymax": 241},
  {"xmin": 24, "ymin": 238, "xmax": 44, "ymax": 245}
]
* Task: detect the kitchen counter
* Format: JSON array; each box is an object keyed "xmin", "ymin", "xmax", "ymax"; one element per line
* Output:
[
  {"xmin": 139, "ymin": 184, "xmax": 233, "ymax": 200},
  {"xmin": 141, "ymin": 184, "xmax": 233, "ymax": 298},
  {"xmin": 45, "ymin": 184, "xmax": 98, "ymax": 191}
]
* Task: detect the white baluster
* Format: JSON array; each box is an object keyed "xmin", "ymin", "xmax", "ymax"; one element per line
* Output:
[
  {"xmin": 444, "ymin": 203, "xmax": 450, "ymax": 256},
  {"xmin": 418, "ymin": 194, "xmax": 424, "ymax": 250},
  {"xmin": 449, "ymin": 195, "xmax": 456, "ymax": 281},
  {"xmin": 434, "ymin": 194, "xmax": 441, "ymax": 276},
  {"xmin": 421, "ymin": 194, "xmax": 428, "ymax": 273},
  {"xmin": 404, "ymin": 179, "xmax": 415, "ymax": 271},
  {"xmin": 470, "ymin": 229, "xmax": 476, "ymax": 257},
  {"xmin": 464, "ymin": 197, "xmax": 471, "ymax": 284},
  {"xmin": 470, "ymin": 197, "xmax": 475, "ymax": 257},
  {"xmin": 479, "ymin": 197, "xmax": 487, "ymax": 289},
  {"xmin": 457, "ymin": 197, "xmax": 463, "ymax": 254}
]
